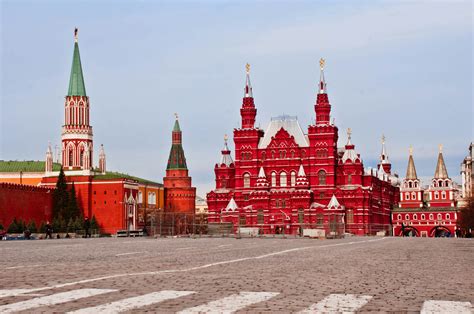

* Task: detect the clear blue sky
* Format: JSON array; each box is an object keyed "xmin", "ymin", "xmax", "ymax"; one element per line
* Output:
[{"xmin": 1, "ymin": 0, "xmax": 472, "ymax": 196}]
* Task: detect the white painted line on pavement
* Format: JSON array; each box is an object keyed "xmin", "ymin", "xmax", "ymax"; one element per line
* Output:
[
  {"xmin": 0, "ymin": 289, "xmax": 34, "ymax": 298},
  {"xmin": 0, "ymin": 288, "xmax": 116, "ymax": 313},
  {"xmin": 298, "ymin": 293, "xmax": 372, "ymax": 313},
  {"xmin": 421, "ymin": 300, "xmax": 472, "ymax": 314},
  {"xmin": 68, "ymin": 290, "xmax": 195, "ymax": 313},
  {"xmin": 4, "ymin": 238, "xmax": 387, "ymax": 297},
  {"xmin": 178, "ymin": 291, "xmax": 279, "ymax": 314},
  {"xmin": 217, "ymin": 244, "xmax": 233, "ymax": 248},
  {"xmin": 115, "ymin": 251, "xmax": 145, "ymax": 257},
  {"xmin": 6, "ymin": 264, "xmax": 42, "ymax": 270}
]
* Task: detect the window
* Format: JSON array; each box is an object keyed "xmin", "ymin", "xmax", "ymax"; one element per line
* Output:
[
  {"xmin": 290, "ymin": 171, "xmax": 296, "ymax": 187},
  {"xmin": 281, "ymin": 200, "xmax": 286, "ymax": 208},
  {"xmin": 446, "ymin": 214, "xmax": 450, "ymax": 220},
  {"xmin": 405, "ymin": 192, "xmax": 410, "ymax": 200},
  {"xmin": 280, "ymin": 150, "xmax": 286, "ymax": 158},
  {"xmin": 239, "ymin": 215, "xmax": 246, "ymax": 226},
  {"xmin": 318, "ymin": 170, "xmax": 326, "ymax": 185},
  {"xmin": 280, "ymin": 172, "xmax": 287, "ymax": 187},
  {"xmin": 397, "ymin": 214, "xmax": 401, "ymax": 220},
  {"xmin": 275, "ymin": 200, "xmax": 280, "ymax": 208},
  {"xmin": 291, "ymin": 151, "xmax": 295, "ymax": 158},
  {"xmin": 437, "ymin": 213, "xmax": 442, "ymax": 220},
  {"xmin": 442, "ymin": 191, "xmax": 446, "ymax": 199},
  {"xmin": 243, "ymin": 173, "xmax": 251, "ymax": 188},
  {"xmin": 346, "ymin": 210, "xmax": 354, "ymax": 224},
  {"xmin": 409, "ymin": 182, "xmax": 413, "ymax": 188},
  {"xmin": 348, "ymin": 174, "xmax": 352, "ymax": 184},
  {"xmin": 257, "ymin": 209, "xmax": 264, "ymax": 224},
  {"xmin": 301, "ymin": 150, "xmax": 306, "ymax": 158},
  {"xmin": 421, "ymin": 214, "xmax": 425, "ymax": 220},
  {"xmin": 298, "ymin": 208, "xmax": 304, "ymax": 224},
  {"xmin": 319, "ymin": 192, "xmax": 325, "ymax": 199},
  {"xmin": 271, "ymin": 151, "xmax": 275, "ymax": 159},
  {"xmin": 68, "ymin": 149, "xmax": 73, "ymax": 166},
  {"xmin": 434, "ymin": 192, "xmax": 439, "ymax": 200},
  {"xmin": 412, "ymin": 192, "xmax": 416, "ymax": 200},
  {"xmin": 271, "ymin": 172, "xmax": 277, "ymax": 187},
  {"xmin": 405, "ymin": 214, "xmax": 410, "ymax": 220},
  {"xmin": 138, "ymin": 191, "xmax": 143, "ymax": 204},
  {"xmin": 317, "ymin": 214, "xmax": 323, "ymax": 226},
  {"xmin": 429, "ymin": 214, "xmax": 434, "ymax": 220},
  {"xmin": 413, "ymin": 214, "xmax": 418, "ymax": 220},
  {"xmin": 80, "ymin": 150, "xmax": 84, "ymax": 167},
  {"xmin": 261, "ymin": 152, "xmax": 266, "ymax": 160}
]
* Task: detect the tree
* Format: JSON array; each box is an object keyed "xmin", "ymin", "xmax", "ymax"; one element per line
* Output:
[
  {"xmin": 7, "ymin": 218, "xmax": 19, "ymax": 233},
  {"xmin": 0, "ymin": 223, "xmax": 4, "ymax": 230},
  {"xmin": 90, "ymin": 215, "xmax": 99, "ymax": 233},
  {"xmin": 39, "ymin": 221, "xmax": 47, "ymax": 233},
  {"xmin": 66, "ymin": 183, "xmax": 81, "ymax": 222},
  {"xmin": 27, "ymin": 220, "xmax": 38, "ymax": 233},
  {"xmin": 53, "ymin": 167, "xmax": 69, "ymax": 220},
  {"xmin": 459, "ymin": 196, "xmax": 474, "ymax": 235}
]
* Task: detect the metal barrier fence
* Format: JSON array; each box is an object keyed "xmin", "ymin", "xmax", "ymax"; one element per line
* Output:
[{"xmin": 137, "ymin": 212, "xmax": 391, "ymax": 238}]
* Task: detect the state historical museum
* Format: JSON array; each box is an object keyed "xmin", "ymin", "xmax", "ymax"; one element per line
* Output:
[{"xmin": 207, "ymin": 61, "xmax": 400, "ymax": 236}]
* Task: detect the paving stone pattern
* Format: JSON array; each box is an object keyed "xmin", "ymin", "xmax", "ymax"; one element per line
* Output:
[{"xmin": 0, "ymin": 237, "xmax": 473, "ymax": 313}]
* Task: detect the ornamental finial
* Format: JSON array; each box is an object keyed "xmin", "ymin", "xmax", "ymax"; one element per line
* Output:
[
  {"xmin": 382, "ymin": 134, "xmax": 386, "ymax": 144},
  {"xmin": 347, "ymin": 127, "xmax": 352, "ymax": 139},
  {"xmin": 74, "ymin": 27, "xmax": 78, "ymax": 43},
  {"xmin": 439, "ymin": 144, "xmax": 443, "ymax": 153},
  {"xmin": 319, "ymin": 58, "xmax": 325, "ymax": 70},
  {"xmin": 409, "ymin": 145, "xmax": 413, "ymax": 155},
  {"xmin": 174, "ymin": 112, "xmax": 178, "ymax": 120},
  {"xmin": 224, "ymin": 134, "xmax": 228, "ymax": 143},
  {"xmin": 246, "ymin": 63, "xmax": 250, "ymax": 74}
]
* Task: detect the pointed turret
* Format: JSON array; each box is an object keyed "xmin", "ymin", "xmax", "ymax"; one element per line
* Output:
[
  {"xmin": 434, "ymin": 144, "xmax": 449, "ymax": 179},
  {"xmin": 256, "ymin": 166, "xmax": 269, "ymax": 187},
  {"xmin": 68, "ymin": 28, "xmax": 86, "ymax": 97},
  {"xmin": 240, "ymin": 63, "xmax": 257, "ymax": 129},
  {"xmin": 296, "ymin": 164, "xmax": 309, "ymax": 187},
  {"xmin": 406, "ymin": 146, "xmax": 418, "ymax": 180},
  {"xmin": 315, "ymin": 58, "xmax": 331, "ymax": 125},
  {"xmin": 378, "ymin": 134, "xmax": 392, "ymax": 174},
  {"xmin": 167, "ymin": 114, "xmax": 188, "ymax": 170},
  {"xmin": 45, "ymin": 142, "xmax": 53, "ymax": 173},
  {"xmin": 99, "ymin": 144, "xmax": 106, "ymax": 174},
  {"xmin": 219, "ymin": 135, "xmax": 233, "ymax": 166},
  {"xmin": 342, "ymin": 128, "xmax": 360, "ymax": 163},
  {"xmin": 327, "ymin": 194, "xmax": 343, "ymax": 210}
]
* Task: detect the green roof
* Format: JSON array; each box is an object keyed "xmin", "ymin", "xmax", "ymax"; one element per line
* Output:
[
  {"xmin": 173, "ymin": 119, "xmax": 181, "ymax": 132},
  {"xmin": 167, "ymin": 144, "xmax": 188, "ymax": 170},
  {"xmin": 94, "ymin": 171, "xmax": 162, "ymax": 186},
  {"xmin": 0, "ymin": 160, "xmax": 61, "ymax": 172},
  {"xmin": 68, "ymin": 42, "xmax": 87, "ymax": 96}
]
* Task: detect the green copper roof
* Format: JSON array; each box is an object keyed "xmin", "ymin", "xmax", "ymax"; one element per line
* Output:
[
  {"xmin": 167, "ymin": 144, "xmax": 188, "ymax": 170},
  {"xmin": 67, "ymin": 42, "xmax": 87, "ymax": 96},
  {"xmin": 0, "ymin": 160, "xmax": 61, "ymax": 172},
  {"xmin": 173, "ymin": 119, "xmax": 181, "ymax": 132}
]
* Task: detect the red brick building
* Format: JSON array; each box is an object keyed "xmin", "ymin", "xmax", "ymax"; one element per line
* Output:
[
  {"xmin": 207, "ymin": 61, "xmax": 400, "ymax": 236},
  {"xmin": 392, "ymin": 146, "xmax": 459, "ymax": 237},
  {"xmin": 0, "ymin": 183, "xmax": 54, "ymax": 229}
]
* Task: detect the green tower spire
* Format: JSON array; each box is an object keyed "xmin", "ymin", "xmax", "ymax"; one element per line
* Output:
[
  {"xmin": 167, "ymin": 115, "xmax": 188, "ymax": 170},
  {"xmin": 67, "ymin": 28, "xmax": 87, "ymax": 96}
]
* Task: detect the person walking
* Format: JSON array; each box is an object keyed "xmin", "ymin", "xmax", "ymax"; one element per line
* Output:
[
  {"xmin": 45, "ymin": 221, "xmax": 53, "ymax": 239},
  {"xmin": 84, "ymin": 217, "xmax": 91, "ymax": 238}
]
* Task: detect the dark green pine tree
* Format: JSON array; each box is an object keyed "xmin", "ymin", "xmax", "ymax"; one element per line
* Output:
[
  {"xmin": 66, "ymin": 182, "xmax": 81, "ymax": 222},
  {"xmin": 53, "ymin": 166, "xmax": 69, "ymax": 220}
]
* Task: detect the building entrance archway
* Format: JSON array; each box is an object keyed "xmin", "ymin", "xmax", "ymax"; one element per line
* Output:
[{"xmin": 430, "ymin": 226, "xmax": 451, "ymax": 237}]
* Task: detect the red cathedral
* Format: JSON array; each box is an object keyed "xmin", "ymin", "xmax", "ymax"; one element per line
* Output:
[{"xmin": 207, "ymin": 61, "xmax": 400, "ymax": 236}]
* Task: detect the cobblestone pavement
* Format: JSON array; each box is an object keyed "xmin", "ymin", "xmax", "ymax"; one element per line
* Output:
[{"xmin": 0, "ymin": 236, "xmax": 473, "ymax": 313}]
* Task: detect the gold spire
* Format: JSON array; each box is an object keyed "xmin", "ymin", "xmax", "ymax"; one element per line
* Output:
[
  {"xmin": 245, "ymin": 63, "xmax": 250, "ymax": 74},
  {"xmin": 409, "ymin": 145, "xmax": 413, "ymax": 156},
  {"xmin": 439, "ymin": 144, "xmax": 443, "ymax": 153},
  {"xmin": 74, "ymin": 27, "xmax": 78, "ymax": 43},
  {"xmin": 224, "ymin": 134, "xmax": 228, "ymax": 143},
  {"xmin": 319, "ymin": 58, "xmax": 326, "ymax": 70}
]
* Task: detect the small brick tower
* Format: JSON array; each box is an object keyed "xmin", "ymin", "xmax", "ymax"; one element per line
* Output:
[{"xmin": 163, "ymin": 115, "xmax": 196, "ymax": 214}]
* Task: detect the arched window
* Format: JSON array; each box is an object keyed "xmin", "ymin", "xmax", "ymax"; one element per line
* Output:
[
  {"xmin": 271, "ymin": 151, "xmax": 275, "ymax": 159},
  {"xmin": 437, "ymin": 213, "xmax": 442, "ymax": 220},
  {"xmin": 446, "ymin": 214, "xmax": 450, "ymax": 220},
  {"xmin": 291, "ymin": 151, "xmax": 295, "ymax": 158},
  {"xmin": 409, "ymin": 181, "xmax": 413, "ymax": 188},
  {"xmin": 405, "ymin": 214, "xmax": 410, "ymax": 220},
  {"xmin": 429, "ymin": 214, "xmax": 434, "ymax": 220},
  {"xmin": 397, "ymin": 214, "xmax": 402, "ymax": 220},
  {"xmin": 138, "ymin": 191, "xmax": 143, "ymax": 203},
  {"xmin": 318, "ymin": 170, "xmax": 326, "ymax": 185},
  {"xmin": 348, "ymin": 174, "xmax": 352, "ymax": 184},
  {"xmin": 290, "ymin": 171, "xmax": 296, "ymax": 187},
  {"xmin": 434, "ymin": 192, "xmax": 439, "ymax": 199},
  {"xmin": 421, "ymin": 214, "xmax": 425, "ymax": 220},
  {"xmin": 405, "ymin": 192, "xmax": 410, "ymax": 200},
  {"xmin": 271, "ymin": 172, "xmax": 277, "ymax": 187},
  {"xmin": 413, "ymin": 214, "xmax": 418, "ymax": 220},
  {"xmin": 68, "ymin": 148, "xmax": 73, "ymax": 166},
  {"xmin": 243, "ymin": 173, "xmax": 251, "ymax": 188},
  {"xmin": 441, "ymin": 191, "xmax": 446, "ymax": 199},
  {"xmin": 261, "ymin": 152, "xmax": 266, "ymax": 160},
  {"xmin": 280, "ymin": 172, "xmax": 287, "ymax": 187},
  {"xmin": 346, "ymin": 209, "xmax": 354, "ymax": 224},
  {"xmin": 411, "ymin": 192, "xmax": 416, "ymax": 200},
  {"xmin": 275, "ymin": 199, "xmax": 280, "ymax": 208},
  {"xmin": 80, "ymin": 149, "xmax": 84, "ymax": 167}
]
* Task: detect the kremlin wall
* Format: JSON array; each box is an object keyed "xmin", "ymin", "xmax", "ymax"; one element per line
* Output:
[{"xmin": 0, "ymin": 30, "xmax": 471, "ymax": 237}]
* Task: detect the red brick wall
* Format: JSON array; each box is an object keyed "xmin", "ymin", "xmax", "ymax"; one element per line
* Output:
[{"xmin": 0, "ymin": 183, "xmax": 54, "ymax": 229}]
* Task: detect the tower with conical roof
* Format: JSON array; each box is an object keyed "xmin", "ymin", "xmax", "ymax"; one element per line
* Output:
[
  {"xmin": 214, "ymin": 135, "xmax": 235, "ymax": 190},
  {"xmin": 427, "ymin": 145, "xmax": 456, "ymax": 208},
  {"xmin": 163, "ymin": 115, "xmax": 196, "ymax": 214},
  {"xmin": 378, "ymin": 135, "xmax": 392, "ymax": 174},
  {"xmin": 399, "ymin": 146, "xmax": 423, "ymax": 208},
  {"xmin": 61, "ymin": 28, "xmax": 94, "ymax": 173}
]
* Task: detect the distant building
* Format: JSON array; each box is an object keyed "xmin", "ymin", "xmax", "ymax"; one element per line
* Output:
[
  {"xmin": 195, "ymin": 196, "xmax": 208, "ymax": 215},
  {"xmin": 460, "ymin": 142, "xmax": 473, "ymax": 206},
  {"xmin": 207, "ymin": 62, "xmax": 399, "ymax": 236},
  {"xmin": 392, "ymin": 146, "xmax": 459, "ymax": 237}
]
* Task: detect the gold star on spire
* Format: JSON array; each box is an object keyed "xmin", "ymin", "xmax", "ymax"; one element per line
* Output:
[
  {"xmin": 409, "ymin": 145, "xmax": 413, "ymax": 155},
  {"xmin": 319, "ymin": 58, "xmax": 325, "ymax": 70},
  {"xmin": 246, "ymin": 63, "xmax": 250, "ymax": 74},
  {"xmin": 439, "ymin": 144, "xmax": 443, "ymax": 153}
]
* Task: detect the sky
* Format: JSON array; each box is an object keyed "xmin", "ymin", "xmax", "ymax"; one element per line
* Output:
[{"xmin": 1, "ymin": 0, "xmax": 472, "ymax": 197}]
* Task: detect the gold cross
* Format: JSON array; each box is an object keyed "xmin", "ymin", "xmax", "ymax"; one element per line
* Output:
[
  {"xmin": 319, "ymin": 58, "xmax": 326, "ymax": 70},
  {"xmin": 246, "ymin": 63, "xmax": 250, "ymax": 74}
]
